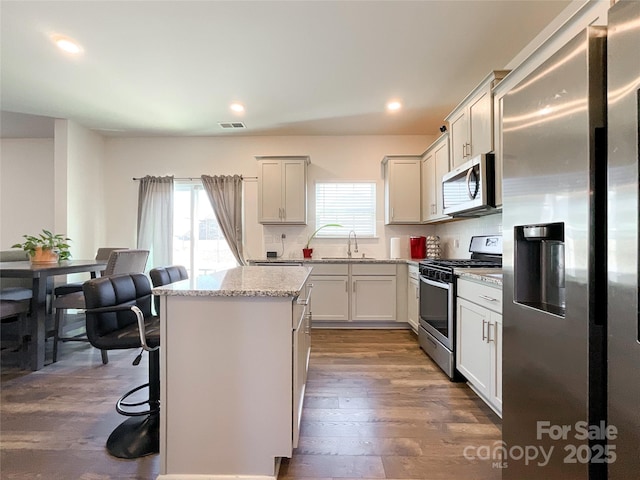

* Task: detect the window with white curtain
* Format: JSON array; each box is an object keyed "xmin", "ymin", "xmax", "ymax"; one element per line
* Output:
[
  {"xmin": 173, "ymin": 182, "xmax": 236, "ymax": 278},
  {"xmin": 315, "ymin": 182, "xmax": 376, "ymax": 237}
]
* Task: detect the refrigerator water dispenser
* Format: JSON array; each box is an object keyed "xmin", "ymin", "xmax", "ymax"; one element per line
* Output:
[{"xmin": 514, "ymin": 222, "xmax": 566, "ymax": 317}]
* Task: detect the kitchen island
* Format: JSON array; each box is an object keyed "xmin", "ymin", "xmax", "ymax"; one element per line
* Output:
[{"xmin": 153, "ymin": 265, "xmax": 312, "ymax": 480}]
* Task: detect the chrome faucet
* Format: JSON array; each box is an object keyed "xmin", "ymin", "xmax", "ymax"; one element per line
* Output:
[{"xmin": 347, "ymin": 230, "xmax": 359, "ymax": 258}]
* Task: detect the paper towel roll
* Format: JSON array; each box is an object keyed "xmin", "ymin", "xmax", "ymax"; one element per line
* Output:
[{"xmin": 390, "ymin": 237, "xmax": 401, "ymax": 259}]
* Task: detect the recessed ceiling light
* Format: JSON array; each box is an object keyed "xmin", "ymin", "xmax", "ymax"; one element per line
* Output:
[
  {"xmin": 230, "ymin": 103, "xmax": 245, "ymax": 113},
  {"xmin": 386, "ymin": 100, "xmax": 402, "ymax": 112},
  {"xmin": 51, "ymin": 35, "xmax": 83, "ymax": 55}
]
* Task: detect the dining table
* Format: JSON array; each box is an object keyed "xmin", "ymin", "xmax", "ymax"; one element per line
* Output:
[{"xmin": 0, "ymin": 259, "xmax": 108, "ymax": 370}]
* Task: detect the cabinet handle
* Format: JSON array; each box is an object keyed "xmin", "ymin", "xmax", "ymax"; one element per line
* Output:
[
  {"xmin": 462, "ymin": 143, "xmax": 467, "ymax": 158},
  {"xmin": 415, "ymin": 287, "xmax": 419, "ymax": 299},
  {"xmin": 391, "ymin": 207, "xmax": 395, "ymax": 219},
  {"xmin": 488, "ymin": 322, "xmax": 496, "ymax": 343},
  {"xmin": 466, "ymin": 143, "xmax": 471, "ymax": 157},
  {"xmin": 345, "ymin": 280, "xmax": 348, "ymax": 293},
  {"xmin": 278, "ymin": 207, "xmax": 282, "ymax": 219},
  {"xmin": 478, "ymin": 294, "xmax": 498, "ymax": 302},
  {"xmin": 482, "ymin": 319, "xmax": 487, "ymax": 342},
  {"xmin": 282, "ymin": 207, "xmax": 285, "ymax": 220}
]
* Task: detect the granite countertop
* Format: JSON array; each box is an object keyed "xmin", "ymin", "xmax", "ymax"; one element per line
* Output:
[
  {"xmin": 455, "ymin": 268, "xmax": 503, "ymax": 287},
  {"xmin": 248, "ymin": 257, "xmax": 421, "ymax": 265},
  {"xmin": 153, "ymin": 265, "xmax": 312, "ymax": 297}
]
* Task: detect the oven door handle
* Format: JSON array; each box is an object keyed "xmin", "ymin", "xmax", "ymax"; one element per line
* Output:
[{"xmin": 420, "ymin": 276, "xmax": 452, "ymax": 291}]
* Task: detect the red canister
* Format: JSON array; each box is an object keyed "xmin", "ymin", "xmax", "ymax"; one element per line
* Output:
[{"xmin": 410, "ymin": 236, "xmax": 426, "ymax": 259}]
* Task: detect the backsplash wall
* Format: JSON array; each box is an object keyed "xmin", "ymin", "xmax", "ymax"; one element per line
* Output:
[
  {"xmin": 263, "ymin": 223, "xmax": 437, "ymax": 261},
  {"xmin": 262, "ymin": 212, "xmax": 503, "ymax": 261},
  {"xmin": 434, "ymin": 213, "xmax": 503, "ymax": 259}
]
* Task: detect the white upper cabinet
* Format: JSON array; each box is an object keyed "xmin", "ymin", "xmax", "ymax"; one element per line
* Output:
[
  {"xmin": 445, "ymin": 71, "xmax": 509, "ymax": 169},
  {"xmin": 382, "ymin": 155, "xmax": 422, "ymax": 224},
  {"xmin": 421, "ymin": 134, "xmax": 450, "ymax": 222},
  {"xmin": 257, "ymin": 156, "xmax": 309, "ymax": 224}
]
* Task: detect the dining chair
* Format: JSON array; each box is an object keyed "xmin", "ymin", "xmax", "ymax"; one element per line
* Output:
[
  {"xmin": 52, "ymin": 247, "xmax": 128, "ymax": 297},
  {"xmin": 52, "ymin": 249, "xmax": 149, "ymax": 364},
  {"xmin": 0, "ymin": 250, "xmax": 33, "ymax": 299},
  {"xmin": 0, "ymin": 294, "xmax": 31, "ymax": 369}
]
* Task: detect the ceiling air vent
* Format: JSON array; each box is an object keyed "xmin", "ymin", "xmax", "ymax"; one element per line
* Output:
[{"xmin": 218, "ymin": 122, "xmax": 246, "ymax": 129}]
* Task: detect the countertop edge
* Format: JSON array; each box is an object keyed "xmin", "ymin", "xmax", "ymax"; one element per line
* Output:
[{"xmin": 455, "ymin": 268, "xmax": 503, "ymax": 287}]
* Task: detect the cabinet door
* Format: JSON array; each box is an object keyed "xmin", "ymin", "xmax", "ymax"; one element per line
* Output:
[
  {"xmin": 351, "ymin": 275, "xmax": 397, "ymax": 321},
  {"xmin": 282, "ymin": 160, "xmax": 306, "ymax": 223},
  {"xmin": 433, "ymin": 137, "xmax": 450, "ymax": 219},
  {"xmin": 387, "ymin": 159, "xmax": 421, "ymax": 223},
  {"xmin": 421, "ymin": 153, "xmax": 436, "ymax": 222},
  {"xmin": 308, "ymin": 275, "xmax": 349, "ymax": 322},
  {"xmin": 407, "ymin": 277, "xmax": 419, "ymax": 332},
  {"xmin": 292, "ymin": 308, "xmax": 306, "ymax": 448},
  {"xmin": 468, "ymin": 87, "xmax": 493, "ymax": 158},
  {"xmin": 456, "ymin": 297, "xmax": 491, "ymax": 396},
  {"xmin": 449, "ymin": 109, "xmax": 468, "ymax": 169},
  {"xmin": 258, "ymin": 160, "xmax": 284, "ymax": 223}
]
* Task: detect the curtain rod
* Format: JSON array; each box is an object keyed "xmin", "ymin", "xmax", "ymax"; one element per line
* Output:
[{"xmin": 132, "ymin": 176, "xmax": 257, "ymax": 181}]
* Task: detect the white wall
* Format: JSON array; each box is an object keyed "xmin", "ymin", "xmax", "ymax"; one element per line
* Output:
[
  {"xmin": 103, "ymin": 134, "xmax": 437, "ymax": 261},
  {"xmin": 0, "ymin": 138, "xmax": 55, "ymax": 248},
  {"xmin": 67, "ymin": 121, "xmax": 107, "ymax": 259}
]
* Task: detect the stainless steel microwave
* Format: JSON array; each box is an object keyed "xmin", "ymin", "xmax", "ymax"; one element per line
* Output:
[{"xmin": 442, "ymin": 153, "xmax": 496, "ymax": 217}]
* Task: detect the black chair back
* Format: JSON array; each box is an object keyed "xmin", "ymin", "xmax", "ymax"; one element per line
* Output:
[
  {"xmin": 149, "ymin": 265, "xmax": 188, "ymax": 313},
  {"xmin": 83, "ymin": 273, "xmax": 153, "ymax": 350}
]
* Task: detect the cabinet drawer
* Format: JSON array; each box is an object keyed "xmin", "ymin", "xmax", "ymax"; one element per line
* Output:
[
  {"xmin": 306, "ymin": 263, "xmax": 349, "ymax": 275},
  {"xmin": 457, "ymin": 278, "xmax": 502, "ymax": 313},
  {"xmin": 351, "ymin": 263, "xmax": 396, "ymax": 276}
]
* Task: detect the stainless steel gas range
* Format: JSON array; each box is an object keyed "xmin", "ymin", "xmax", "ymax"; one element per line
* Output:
[{"xmin": 418, "ymin": 235, "xmax": 502, "ymax": 380}]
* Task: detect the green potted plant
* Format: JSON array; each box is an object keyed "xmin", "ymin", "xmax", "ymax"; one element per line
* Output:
[
  {"xmin": 303, "ymin": 223, "xmax": 342, "ymax": 259},
  {"xmin": 12, "ymin": 229, "xmax": 72, "ymax": 264}
]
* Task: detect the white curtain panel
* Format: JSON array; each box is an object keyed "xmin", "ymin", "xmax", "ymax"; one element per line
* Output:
[
  {"xmin": 137, "ymin": 175, "xmax": 174, "ymax": 269},
  {"xmin": 200, "ymin": 174, "xmax": 245, "ymax": 266}
]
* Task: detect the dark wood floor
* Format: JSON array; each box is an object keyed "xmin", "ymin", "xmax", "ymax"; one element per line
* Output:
[{"xmin": 1, "ymin": 329, "xmax": 501, "ymax": 479}]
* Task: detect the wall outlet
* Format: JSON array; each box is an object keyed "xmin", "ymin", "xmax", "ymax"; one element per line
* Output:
[
  {"xmin": 281, "ymin": 233, "xmax": 286, "ymax": 239},
  {"xmin": 266, "ymin": 251, "xmax": 277, "ymax": 258}
]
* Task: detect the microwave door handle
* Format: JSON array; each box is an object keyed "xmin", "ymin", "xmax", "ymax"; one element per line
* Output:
[
  {"xmin": 465, "ymin": 167, "xmax": 474, "ymax": 199},
  {"xmin": 466, "ymin": 167, "xmax": 480, "ymax": 200}
]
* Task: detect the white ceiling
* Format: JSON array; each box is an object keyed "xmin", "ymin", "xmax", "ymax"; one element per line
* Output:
[{"xmin": 0, "ymin": 0, "xmax": 573, "ymax": 138}]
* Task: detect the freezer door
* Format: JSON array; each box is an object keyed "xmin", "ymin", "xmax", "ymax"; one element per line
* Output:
[
  {"xmin": 607, "ymin": 1, "xmax": 640, "ymax": 478},
  {"xmin": 502, "ymin": 26, "xmax": 607, "ymax": 479}
]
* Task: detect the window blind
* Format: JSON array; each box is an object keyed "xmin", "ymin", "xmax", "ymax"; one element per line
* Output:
[{"xmin": 315, "ymin": 182, "xmax": 376, "ymax": 237}]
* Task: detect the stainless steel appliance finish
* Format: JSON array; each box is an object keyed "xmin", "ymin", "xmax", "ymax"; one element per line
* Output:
[
  {"xmin": 442, "ymin": 153, "xmax": 496, "ymax": 217},
  {"xmin": 607, "ymin": 1, "xmax": 640, "ymax": 478},
  {"xmin": 502, "ymin": 25, "xmax": 607, "ymax": 479},
  {"xmin": 418, "ymin": 235, "xmax": 502, "ymax": 380}
]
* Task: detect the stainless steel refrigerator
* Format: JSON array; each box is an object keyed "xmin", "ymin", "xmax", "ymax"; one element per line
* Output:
[
  {"xmin": 606, "ymin": 1, "xmax": 640, "ymax": 479},
  {"xmin": 501, "ymin": 3, "xmax": 635, "ymax": 477}
]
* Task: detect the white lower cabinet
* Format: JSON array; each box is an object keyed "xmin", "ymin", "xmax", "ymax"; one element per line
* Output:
[
  {"xmin": 293, "ymin": 283, "xmax": 312, "ymax": 448},
  {"xmin": 305, "ymin": 262, "xmax": 398, "ymax": 324},
  {"xmin": 352, "ymin": 275, "xmax": 397, "ymax": 321},
  {"xmin": 307, "ymin": 263, "xmax": 349, "ymax": 322},
  {"xmin": 407, "ymin": 265, "xmax": 419, "ymax": 333},
  {"xmin": 456, "ymin": 277, "xmax": 502, "ymax": 416}
]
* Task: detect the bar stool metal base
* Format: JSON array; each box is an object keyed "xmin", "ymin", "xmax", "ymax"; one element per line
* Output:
[{"xmin": 106, "ymin": 413, "xmax": 159, "ymax": 459}]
